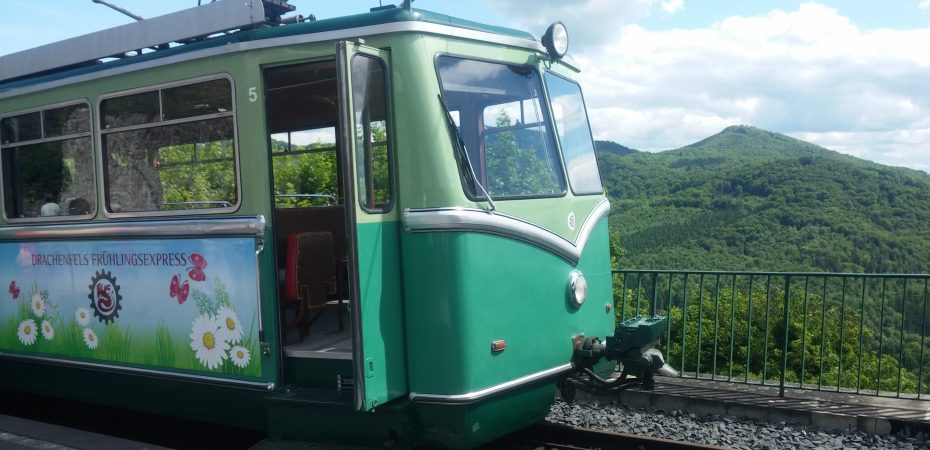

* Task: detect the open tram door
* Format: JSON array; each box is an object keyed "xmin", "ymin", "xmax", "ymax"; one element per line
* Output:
[{"xmin": 337, "ymin": 41, "xmax": 407, "ymax": 412}]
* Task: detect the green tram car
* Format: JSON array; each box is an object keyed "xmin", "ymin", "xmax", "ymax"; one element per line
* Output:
[{"xmin": 0, "ymin": 1, "xmax": 666, "ymax": 448}]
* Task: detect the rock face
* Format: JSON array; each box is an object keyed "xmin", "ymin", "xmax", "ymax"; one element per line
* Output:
[
  {"xmin": 102, "ymin": 115, "xmax": 234, "ymax": 213},
  {"xmin": 60, "ymin": 137, "xmax": 96, "ymax": 213},
  {"xmin": 547, "ymin": 400, "xmax": 930, "ymax": 450},
  {"xmin": 104, "ymin": 127, "xmax": 164, "ymax": 213}
]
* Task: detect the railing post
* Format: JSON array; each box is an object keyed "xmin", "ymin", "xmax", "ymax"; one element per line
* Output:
[
  {"xmin": 651, "ymin": 272, "xmax": 659, "ymax": 317},
  {"xmin": 620, "ymin": 272, "xmax": 628, "ymax": 321},
  {"xmin": 780, "ymin": 275, "xmax": 791, "ymax": 397}
]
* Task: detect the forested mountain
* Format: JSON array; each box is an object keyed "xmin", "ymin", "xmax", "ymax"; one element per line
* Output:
[
  {"xmin": 597, "ymin": 125, "xmax": 930, "ymax": 273},
  {"xmin": 594, "ymin": 140, "xmax": 637, "ymax": 157}
]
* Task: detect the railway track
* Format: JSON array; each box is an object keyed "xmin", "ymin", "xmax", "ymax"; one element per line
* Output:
[
  {"xmin": 481, "ymin": 422, "xmax": 732, "ymax": 450},
  {"xmin": 4, "ymin": 391, "xmax": 729, "ymax": 449}
]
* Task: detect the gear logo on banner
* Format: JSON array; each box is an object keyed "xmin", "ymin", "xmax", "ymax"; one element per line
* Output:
[{"xmin": 88, "ymin": 270, "xmax": 122, "ymax": 324}]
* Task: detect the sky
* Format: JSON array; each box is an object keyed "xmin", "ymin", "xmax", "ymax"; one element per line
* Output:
[{"xmin": 1, "ymin": 1, "xmax": 929, "ymax": 171}]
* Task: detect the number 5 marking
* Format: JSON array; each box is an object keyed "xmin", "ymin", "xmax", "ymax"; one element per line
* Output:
[{"xmin": 248, "ymin": 87, "xmax": 258, "ymax": 102}]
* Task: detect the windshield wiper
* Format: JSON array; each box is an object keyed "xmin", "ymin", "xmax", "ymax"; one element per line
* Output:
[{"xmin": 438, "ymin": 94, "xmax": 496, "ymax": 213}]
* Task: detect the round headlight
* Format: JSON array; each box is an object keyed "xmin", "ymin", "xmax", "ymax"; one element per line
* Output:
[
  {"xmin": 569, "ymin": 270, "xmax": 587, "ymax": 308},
  {"xmin": 542, "ymin": 22, "xmax": 569, "ymax": 59}
]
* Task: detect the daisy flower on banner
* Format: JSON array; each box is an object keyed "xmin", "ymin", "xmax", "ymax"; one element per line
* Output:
[
  {"xmin": 75, "ymin": 308, "xmax": 91, "ymax": 326},
  {"xmin": 190, "ymin": 314, "xmax": 229, "ymax": 370},
  {"xmin": 230, "ymin": 345, "xmax": 251, "ymax": 368},
  {"xmin": 41, "ymin": 320, "xmax": 54, "ymax": 341},
  {"xmin": 216, "ymin": 306, "xmax": 242, "ymax": 344},
  {"xmin": 17, "ymin": 319, "xmax": 37, "ymax": 345},
  {"xmin": 30, "ymin": 294, "xmax": 46, "ymax": 318},
  {"xmin": 83, "ymin": 328, "xmax": 98, "ymax": 349}
]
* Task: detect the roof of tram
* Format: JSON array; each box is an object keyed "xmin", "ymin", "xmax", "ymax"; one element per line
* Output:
[{"xmin": 0, "ymin": 5, "xmax": 537, "ymax": 93}]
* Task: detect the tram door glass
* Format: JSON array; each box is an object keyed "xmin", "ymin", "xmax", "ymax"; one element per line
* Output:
[
  {"xmin": 544, "ymin": 72, "xmax": 603, "ymax": 195},
  {"xmin": 1, "ymin": 103, "xmax": 96, "ymax": 219},
  {"xmin": 100, "ymin": 78, "xmax": 238, "ymax": 213},
  {"xmin": 436, "ymin": 56, "xmax": 566, "ymax": 199},
  {"xmin": 351, "ymin": 55, "xmax": 391, "ymax": 211}
]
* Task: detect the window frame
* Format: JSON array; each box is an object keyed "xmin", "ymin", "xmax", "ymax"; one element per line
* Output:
[
  {"xmin": 97, "ymin": 74, "xmax": 241, "ymax": 218},
  {"xmin": 434, "ymin": 53, "xmax": 568, "ymax": 202},
  {"xmin": 543, "ymin": 70, "xmax": 604, "ymax": 196},
  {"xmin": 0, "ymin": 99, "xmax": 97, "ymax": 223},
  {"xmin": 263, "ymin": 58, "xmax": 344, "ymax": 210}
]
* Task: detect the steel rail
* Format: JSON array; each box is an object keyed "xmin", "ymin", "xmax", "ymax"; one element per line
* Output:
[{"xmin": 485, "ymin": 422, "xmax": 733, "ymax": 450}]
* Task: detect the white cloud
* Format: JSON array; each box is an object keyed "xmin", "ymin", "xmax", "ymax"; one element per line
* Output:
[
  {"xmin": 661, "ymin": 0, "xmax": 684, "ymax": 14},
  {"xmin": 793, "ymin": 129, "xmax": 930, "ymax": 172},
  {"xmin": 17, "ymin": 245, "xmax": 35, "ymax": 266},
  {"xmin": 920, "ymin": 0, "xmax": 930, "ymax": 10},
  {"xmin": 544, "ymin": 2, "xmax": 930, "ymax": 170},
  {"xmin": 477, "ymin": 0, "xmax": 682, "ymax": 48}
]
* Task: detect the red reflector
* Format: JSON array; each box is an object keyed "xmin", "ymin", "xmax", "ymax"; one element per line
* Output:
[{"xmin": 491, "ymin": 340, "xmax": 506, "ymax": 352}]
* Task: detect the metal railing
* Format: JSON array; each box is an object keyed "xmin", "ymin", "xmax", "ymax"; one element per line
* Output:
[{"xmin": 615, "ymin": 269, "xmax": 930, "ymax": 399}]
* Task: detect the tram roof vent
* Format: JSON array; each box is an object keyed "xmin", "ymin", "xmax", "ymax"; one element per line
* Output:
[{"xmin": 0, "ymin": 0, "xmax": 298, "ymax": 84}]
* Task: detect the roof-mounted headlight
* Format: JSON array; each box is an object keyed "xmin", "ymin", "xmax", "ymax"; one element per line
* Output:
[{"xmin": 542, "ymin": 21, "xmax": 569, "ymax": 59}]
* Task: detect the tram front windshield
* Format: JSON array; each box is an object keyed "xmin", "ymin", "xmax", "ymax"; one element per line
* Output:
[{"xmin": 437, "ymin": 56, "xmax": 566, "ymax": 199}]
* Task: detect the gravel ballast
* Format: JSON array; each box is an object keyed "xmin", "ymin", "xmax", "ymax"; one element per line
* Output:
[{"xmin": 547, "ymin": 399, "xmax": 930, "ymax": 450}]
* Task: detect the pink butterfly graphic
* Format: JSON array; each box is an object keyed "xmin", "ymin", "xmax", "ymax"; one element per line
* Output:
[
  {"xmin": 187, "ymin": 253, "xmax": 208, "ymax": 282},
  {"xmin": 8, "ymin": 281, "xmax": 19, "ymax": 300},
  {"xmin": 169, "ymin": 274, "xmax": 190, "ymax": 304}
]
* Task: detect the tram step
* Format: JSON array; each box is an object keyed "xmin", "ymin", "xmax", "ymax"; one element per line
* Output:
[
  {"xmin": 283, "ymin": 355, "xmax": 353, "ymax": 390},
  {"xmin": 267, "ymin": 388, "xmax": 354, "ymax": 407},
  {"xmin": 264, "ymin": 388, "xmax": 410, "ymax": 448}
]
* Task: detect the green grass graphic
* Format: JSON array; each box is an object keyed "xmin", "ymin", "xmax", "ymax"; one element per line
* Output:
[
  {"xmin": 153, "ymin": 321, "xmax": 176, "ymax": 367},
  {"xmin": 2, "ymin": 277, "xmax": 263, "ymax": 380},
  {"xmin": 100, "ymin": 323, "xmax": 132, "ymax": 361}
]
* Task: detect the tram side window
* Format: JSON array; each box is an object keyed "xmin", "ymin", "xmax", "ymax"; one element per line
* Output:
[
  {"xmin": 436, "ymin": 56, "xmax": 565, "ymax": 199},
  {"xmin": 101, "ymin": 78, "xmax": 238, "ymax": 213},
  {"xmin": 265, "ymin": 61, "xmax": 340, "ymax": 209},
  {"xmin": 351, "ymin": 54, "xmax": 392, "ymax": 212},
  {"xmin": 1, "ymin": 103, "xmax": 96, "ymax": 219}
]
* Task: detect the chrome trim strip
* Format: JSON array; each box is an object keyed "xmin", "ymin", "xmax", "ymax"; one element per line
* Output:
[
  {"xmin": 254, "ymin": 239, "xmax": 265, "ymax": 334},
  {"xmin": 404, "ymin": 207, "xmax": 576, "ymax": 261},
  {"xmin": 403, "ymin": 199, "xmax": 609, "ymax": 264},
  {"xmin": 0, "ymin": 215, "xmax": 266, "ymax": 240},
  {"xmin": 0, "ymin": 21, "xmax": 545, "ymax": 100},
  {"xmin": 0, "ymin": 351, "xmax": 274, "ymax": 391},
  {"xmin": 409, "ymin": 363, "xmax": 572, "ymax": 404},
  {"xmin": 575, "ymin": 199, "xmax": 611, "ymax": 256}
]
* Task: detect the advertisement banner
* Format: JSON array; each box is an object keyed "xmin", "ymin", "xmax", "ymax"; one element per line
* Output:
[{"xmin": 0, "ymin": 237, "xmax": 262, "ymax": 379}]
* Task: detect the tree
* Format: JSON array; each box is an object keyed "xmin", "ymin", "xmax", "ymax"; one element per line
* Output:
[{"xmin": 484, "ymin": 111, "xmax": 561, "ymax": 196}]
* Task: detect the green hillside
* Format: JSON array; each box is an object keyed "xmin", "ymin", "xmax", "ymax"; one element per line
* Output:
[
  {"xmin": 594, "ymin": 140, "xmax": 637, "ymax": 157},
  {"xmin": 598, "ymin": 125, "xmax": 930, "ymax": 272}
]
